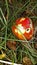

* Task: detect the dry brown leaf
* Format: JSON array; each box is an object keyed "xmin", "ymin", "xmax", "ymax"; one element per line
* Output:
[
  {"xmin": 23, "ymin": 57, "xmax": 33, "ymax": 65},
  {"xmin": 6, "ymin": 41, "xmax": 16, "ymax": 50}
]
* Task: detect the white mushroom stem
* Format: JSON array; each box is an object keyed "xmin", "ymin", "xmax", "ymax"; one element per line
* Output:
[{"xmin": 0, "ymin": 60, "xmax": 22, "ymax": 65}]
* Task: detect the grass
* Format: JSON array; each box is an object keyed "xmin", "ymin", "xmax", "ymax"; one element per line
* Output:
[{"xmin": 0, "ymin": 0, "xmax": 37, "ymax": 65}]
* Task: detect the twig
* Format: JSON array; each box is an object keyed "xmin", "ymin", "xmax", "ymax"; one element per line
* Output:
[{"xmin": 0, "ymin": 60, "xmax": 22, "ymax": 65}]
